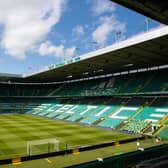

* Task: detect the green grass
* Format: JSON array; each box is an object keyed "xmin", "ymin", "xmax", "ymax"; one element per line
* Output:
[
  {"xmin": 0, "ymin": 114, "xmax": 134, "ymax": 160},
  {"xmin": 1, "ymin": 140, "xmax": 164, "ymax": 168}
]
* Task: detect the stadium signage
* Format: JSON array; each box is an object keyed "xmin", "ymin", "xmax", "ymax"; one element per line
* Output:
[{"xmin": 48, "ymin": 57, "xmax": 80, "ymax": 70}]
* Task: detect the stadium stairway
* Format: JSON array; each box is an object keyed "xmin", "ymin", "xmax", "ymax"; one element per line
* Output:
[
  {"xmin": 158, "ymin": 121, "xmax": 168, "ymax": 140},
  {"xmin": 98, "ymin": 106, "xmax": 139, "ymax": 128},
  {"xmin": 154, "ymin": 115, "xmax": 168, "ymax": 140},
  {"xmin": 118, "ymin": 97, "xmax": 154, "ymax": 132},
  {"xmin": 133, "ymin": 107, "xmax": 168, "ymax": 123},
  {"xmin": 118, "ymin": 106, "xmax": 144, "ymax": 130}
]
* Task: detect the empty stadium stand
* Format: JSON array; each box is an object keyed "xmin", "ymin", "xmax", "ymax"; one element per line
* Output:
[
  {"xmin": 1, "ymin": 48, "xmax": 168, "ymax": 141},
  {"xmin": 1, "ymin": 96, "xmax": 168, "ymax": 140},
  {"xmin": 1, "ymin": 68, "xmax": 168, "ymax": 97}
]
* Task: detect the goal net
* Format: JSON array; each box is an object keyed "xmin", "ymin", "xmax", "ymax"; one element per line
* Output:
[{"xmin": 27, "ymin": 138, "xmax": 59, "ymax": 156}]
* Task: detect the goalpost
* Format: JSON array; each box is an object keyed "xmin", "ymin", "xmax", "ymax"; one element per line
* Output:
[{"xmin": 27, "ymin": 138, "xmax": 59, "ymax": 156}]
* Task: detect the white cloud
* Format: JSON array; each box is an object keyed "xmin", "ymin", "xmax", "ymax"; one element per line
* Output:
[
  {"xmin": 0, "ymin": 0, "xmax": 66, "ymax": 59},
  {"xmin": 92, "ymin": 0, "xmax": 116, "ymax": 16},
  {"xmin": 72, "ymin": 25, "xmax": 84, "ymax": 36},
  {"xmin": 39, "ymin": 41, "xmax": 76, "ymax": 59},
  {"xmin": 92, "ymin": 15, "xmax": 126, "ymax": 44},
  {"xmin": 65, "ymin": 47, "xmax": 76, "ymax": 58}
]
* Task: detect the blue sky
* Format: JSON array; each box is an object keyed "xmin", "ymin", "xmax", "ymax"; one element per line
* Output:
[{"xmin": 0, "ymin": 0, "xmax": 161, "ymax": 75}]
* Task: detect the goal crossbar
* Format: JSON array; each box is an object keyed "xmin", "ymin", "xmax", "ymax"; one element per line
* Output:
[{"xmin": 27, "ymin": 138, "xmax": 59, "ymax": 155}]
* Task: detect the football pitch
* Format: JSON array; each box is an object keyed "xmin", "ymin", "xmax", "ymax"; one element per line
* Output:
[{"xmin": 0, "ymin": 114, "xmax": 134, "ymax": 160}]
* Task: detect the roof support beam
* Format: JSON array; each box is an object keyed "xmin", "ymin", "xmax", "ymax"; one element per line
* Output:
[{"xmin": 111, "ymin": 0, "xmax": 168, "ymax": 24}]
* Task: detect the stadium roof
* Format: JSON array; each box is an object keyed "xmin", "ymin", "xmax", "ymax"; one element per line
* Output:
[
  {"xmin": 0, "ymin": 1, "xmax": 167, "ymax": 83},
  {"xmin": 21, "ymin": 26, "xmax": 168, "ymax": 83},
  {"xmin": 1, "ymin": 27, "xmax": 168, "ymax": 83},
  {"xmin": 111, "ymin": 0, "xmax": 168, "ymax": 25},
  {"xmin": 0, "ymin": 73, "xmax": 22, "ymax": 82}
]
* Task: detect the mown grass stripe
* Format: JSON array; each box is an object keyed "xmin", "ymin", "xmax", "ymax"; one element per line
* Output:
[{"xmin": 0, "ymin": 114, "xmax": 134, "ymax": 159}]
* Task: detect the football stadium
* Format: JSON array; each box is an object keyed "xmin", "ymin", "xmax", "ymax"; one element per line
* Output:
[{"xmin": 0, "ymin": 1, "xmax": 168, "ymax": 168}]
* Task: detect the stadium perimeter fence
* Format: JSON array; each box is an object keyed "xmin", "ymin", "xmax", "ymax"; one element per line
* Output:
[{"xmin": 0, "ymin": 135, "xmax": 167, "ymax": 167}]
